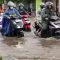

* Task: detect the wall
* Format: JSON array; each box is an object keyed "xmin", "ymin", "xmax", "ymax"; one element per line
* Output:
[{"xmin": 36, "ymin": 0, "xmax": 42, "ymax": 14}]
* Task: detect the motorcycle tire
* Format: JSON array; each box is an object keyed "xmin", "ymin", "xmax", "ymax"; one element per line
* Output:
[
  {"xmin": 28, "ymin": 28, "xmax": 31, "ymax": 32},
  {"xmin": 18, "ymin": 31, "xmax": 24, "ymax": 37},
  {"xmin": 41, "ymin": 29, "xmax": 50, "ymax": 38}
]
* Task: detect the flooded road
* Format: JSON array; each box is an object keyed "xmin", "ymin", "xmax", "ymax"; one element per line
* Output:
[{"xmin": 0, "ymin": 18, "xmax": 60, "ymax": 60}]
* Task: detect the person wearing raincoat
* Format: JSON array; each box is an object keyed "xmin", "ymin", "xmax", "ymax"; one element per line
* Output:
[
  {"xmin": 34, "ymin": 2, "xmax": 45, "ymax": 31},
  {"xmin": 2, "ymin": 1, "xmax": 20, "ymax": 36},
  {"xmin": 18, "ymin": 3, "xmax": 28, "ymax": 14},
  {"xmin": 41, "ymin": 1, "xmax": 54, "ymax": 30}
]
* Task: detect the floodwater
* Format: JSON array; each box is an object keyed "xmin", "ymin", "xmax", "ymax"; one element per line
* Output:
[{"xmin": 0, "ymin": 18, "xmax": 60, "ymax": 60}]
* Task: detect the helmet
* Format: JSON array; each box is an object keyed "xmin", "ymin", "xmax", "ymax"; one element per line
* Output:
[
  {"xmin": 45, "ymin": 1, "xmax": 53, "ymax": 9},
  {"xmin": 8, "ymin": 1, "xmax": 15, "ymax": 7},
  {"xmin": 40, "ymin": 2, "xmax": 45, "ymax": 9},
  {"xmin": 45, "ymin": 1, "xmax": 53, "ymax": 7},
  {"xmin": 19, "ymin": 3, "xmax": 24, "ymax": 7},
  {"xmin": 41, "ymin": 2, "xmax": 45, "ymax": 6},
  {"xmin": 19, "ymin": 3, "xmax": 24, "ymax": 9}
]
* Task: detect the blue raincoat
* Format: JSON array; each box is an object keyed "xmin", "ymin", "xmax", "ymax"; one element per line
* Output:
[{"xmin": 2, "ymin": 8, "xmax": 20, "ymax": 36}]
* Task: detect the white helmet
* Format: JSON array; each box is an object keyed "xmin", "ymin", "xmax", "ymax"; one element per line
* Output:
[
  {"xmin": 8, "ymin": 1, "xmax": 15, "ymax": 7},
  {"xmin": 41, "ymin": 2, "xmax": 45, "ymax": 6},
  {"xmin": 45, "ymin": 1, "xmax": 53, "ymax": 7},
  {"xmin": 40, "ymin": 2, "xmax": 45, "ymax": 9},
  {"xmin": 19, "ymin": 3, "xmax": 24, "ymax": 7}
]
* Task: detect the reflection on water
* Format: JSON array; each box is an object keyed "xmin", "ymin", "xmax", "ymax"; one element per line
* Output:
[{"xmin": 3, "ymin": 37, "xmax": 26, "ymax": 48}]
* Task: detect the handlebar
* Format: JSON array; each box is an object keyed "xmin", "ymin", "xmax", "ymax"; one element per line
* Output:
[{"xmin": 9, "ymin": 16, "xmax": 22, "ymax": 20}]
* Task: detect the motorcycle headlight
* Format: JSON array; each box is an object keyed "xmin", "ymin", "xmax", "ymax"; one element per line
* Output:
[{"xmin": 45, "ymin": 18, "xmax": 48, "ymax": 20}]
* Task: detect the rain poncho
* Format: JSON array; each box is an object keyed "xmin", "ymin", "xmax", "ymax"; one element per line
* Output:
[
  {"xmin": 2, "ymin": 8, "xmax": 20, "ymax": 36},
  {"xmin": 41, "ymin": 8, "xmax": 54, "ymax": 30}
]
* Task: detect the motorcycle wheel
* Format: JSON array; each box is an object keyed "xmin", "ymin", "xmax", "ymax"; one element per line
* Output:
[
  {"xmin": 28, "ymin": 28, "xmax": 31, "ymax": 32},
  {"xmin": 17, "ymin": 31, "xmax": 24, "ymax": 37},
  {"xmin": 41, "ymin": 29, "xmax": 50, "ymax": 38},
  {"xmin": 20, "ymin": 32, "xmax": 24, "ymax": 37},
  {"xmin": 16, "ymin": 29, "xmax": 24, "ymax": 37}
]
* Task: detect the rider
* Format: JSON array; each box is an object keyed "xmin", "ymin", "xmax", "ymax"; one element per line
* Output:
[
  {"xmin": 41, "ymin": 1, "xmax": 54, "ymax": 36},
  {"xmin": 35, "ymin": 2, "xmax": 45, "ymax": 31},
  {"xmin": 40, "ymin": 2, "xmax": 45, "ymax": 10},
  {"xmin": 41, "ymin": 1, "xmax": 54, "ymax": 30},
  {"xmin": 18, "ymin": 3, "xmax": 28, "ymax": 15},
  {"xmin": 2, "ymin": 1, "xmax": 20, "ymax": 36}
]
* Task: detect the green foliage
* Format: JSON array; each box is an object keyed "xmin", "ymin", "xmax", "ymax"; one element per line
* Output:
[
  {"xmin": 0, "ymin": 57, "xmax": 2, "ymax": 60},
  {"xmin": 0, "ymin": 0, "xmax": 4, "ymax": 4},
  {"xmin": 7, "ymin": 0, "xmax": 33, "ymax": 3},
  {"xmin": 7, "ymin": 0, "xmax": 25, "ymax": 3},
  {"xmin": 7, "ymin": 0, "xmax": 35, "ymax": 11}
]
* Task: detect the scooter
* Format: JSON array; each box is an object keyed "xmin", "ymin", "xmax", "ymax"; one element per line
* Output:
[
  {"xmin": 49, "ymin": 15, "xmax": 60, "ymax": 36},
  {"xmin": 10, "ymin": 16, "xmax": 24, "ymax": 37},
  {"xmin": 19, "ymin": 10, "xmax": 31, "ymax": 31},
  {"xmin": 22, "ymin": 15, "xmax": 31, "ymax": 31},
  {"xmin": 34, "ymin": 14, "xmax": 42, "ymax": 37},
  {"xmin": 34, "ymin": 15, "xmax": 60, "ymax": 37}
]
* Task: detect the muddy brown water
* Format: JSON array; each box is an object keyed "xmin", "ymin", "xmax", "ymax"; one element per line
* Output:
[
  {"xmin": 1, "ymin": 17, "xmax": 60, "ymax": 60},
  {"xmin": 1, "ymin": 32, "xmax": 60, "ymax": 60}
]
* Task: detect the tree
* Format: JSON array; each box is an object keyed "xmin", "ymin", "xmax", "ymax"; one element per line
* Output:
[
  {"xmin": 0, "ymin": 0, "xmax": 4, "ymax": 4},
  {"xmin": 7, "ymin": 0, "xmax": 33, "ymax": 4},
  {"xmin": 7, "ymin": 0, "xmax": 24, "ymax": 3}
]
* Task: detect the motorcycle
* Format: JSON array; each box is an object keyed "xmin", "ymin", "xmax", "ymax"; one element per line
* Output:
[
  {"xmin": 22, "ymin": 15, "xmax": 31, "ymax": 31},
  {"xmin": 10, "ymin": 16, "xmax": 24, "ymax": 37},
  {"xmin": 2, "ymin": 15, "xmax": 24, "ymax": 37},
  {"xmin": 34, "ymin": 13, "xmax": 42, "ymax": 37},
  {"xmin": 49, "ymin": 15, "xmax": 60, "ymax": 36},
  {"xmin": 19, "ymin": 10, "xmax": 31, "ymax": 31},
  {"xmin": 34, "ymin": 15, "xmax": 60, "ymax": 37}
]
